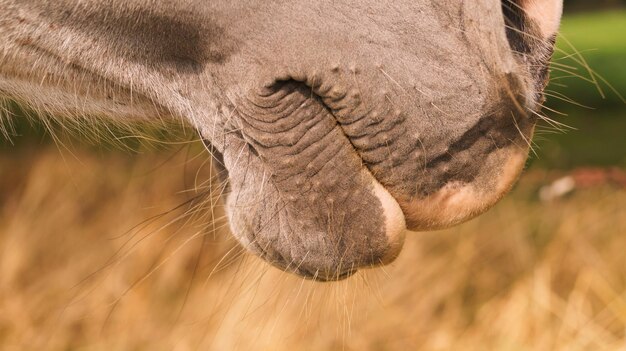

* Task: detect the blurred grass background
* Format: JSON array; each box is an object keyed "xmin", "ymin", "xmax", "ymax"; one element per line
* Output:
[
  {"xmin": 1, "ymin": 5, "xmax": 625, "ymax": 351},
  {"xmin": 530, "ymin": 9, "xmax": 626, "ymax": 169}
]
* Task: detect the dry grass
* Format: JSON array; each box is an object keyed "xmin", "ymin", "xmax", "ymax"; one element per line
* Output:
[{"xmin": 1, "ymin": 145, "xmax": 626, "ymax": 351}]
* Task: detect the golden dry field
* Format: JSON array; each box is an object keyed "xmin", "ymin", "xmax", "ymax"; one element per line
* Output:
[{"xmin": 1, "ymin": 142, "xmax": 625, "ymax": 351}]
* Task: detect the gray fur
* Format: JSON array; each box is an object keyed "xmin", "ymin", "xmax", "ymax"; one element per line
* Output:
[{"xmin": 0, "ymin": 0, "xmax": 562, "ymax": 280}]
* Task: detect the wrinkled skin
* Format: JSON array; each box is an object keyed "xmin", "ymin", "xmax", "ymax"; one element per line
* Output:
[{"xmin": 0, "ymin": 0, "xmax": 562, "ymax": 281}]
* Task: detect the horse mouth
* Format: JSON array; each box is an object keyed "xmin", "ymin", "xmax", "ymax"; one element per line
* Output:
[{"xmin": 206, "ymin": 76, "xmax": 536, "ymax": 281}]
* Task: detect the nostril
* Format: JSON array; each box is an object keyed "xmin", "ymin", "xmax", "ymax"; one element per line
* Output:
[
  {"xmin": 500, "ymin": 0, "xmax": 561, "ymax": 104},
  {"xmin": 502, "ymin": 0, "xmax": 534, "ymax": 55},
  {"xmin": 502, "ymin": 0, "xmax": 563, "ymax": 52},
  {"xmin": 502, "ymin": 0, "xmax": 563, "ymax": 39}
]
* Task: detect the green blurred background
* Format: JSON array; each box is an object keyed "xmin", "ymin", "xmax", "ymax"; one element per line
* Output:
[{"xmin": 529, "ymin": 1, "xmax": 626, "ymax": 169}]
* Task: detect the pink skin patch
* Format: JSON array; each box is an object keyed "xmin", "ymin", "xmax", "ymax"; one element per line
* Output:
[
  {"xmin": 372, "ymin": 181, "xmax": 407, "ymax": 264},
  {"xmin": 399, "ymin": 148, "xmax": 528, "ymax": 231}
]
